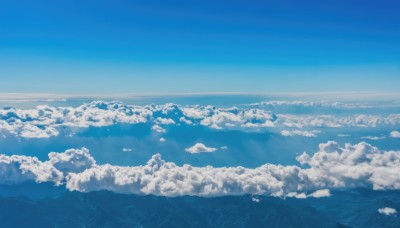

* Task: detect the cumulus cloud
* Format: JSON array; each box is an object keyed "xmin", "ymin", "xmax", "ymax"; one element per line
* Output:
[
  {"xmin": 0, "ymin": 154, "xmax": 63, "ymax": 185},
  {"xmin": 390, "ymin": 130, "xmax": 400, "ymax": 138},
  {"xmin": 308, "ymin": 189, "xmax": 331, "ymax": 198},
  {"xmin": 0, "ymin": 148, "xmax": 94, "ymax": 185},
  {"xmin": 0, "ymin": 101, "xmax": 278, "ymax": 138},
  {"xmin": 122, "ymin": 148, "xmax": 133, "ymax": 152},
  {"xmin": 154, "ymin": 117, "xmax": 175, "ymax": 125},
  {"xmin": 297, "ymin": 141, "xmax": 400, "ymax": 190},
  {"xmin": 0, "ymin": 101, "xmax": 150, "ymax": 138},
  {"xmin": 68, "ymin": 141, "xmax": 400, "ymax": 197},
  {"xmin": 0, "ymin": 101, "xmax": 398, "ymax": 139},
  {"xmin": 159, "ymin": 137, "xmax": 166, "ymax": 142},
  {"xmin": 281, "ymin": 130, "xmax": 319, "ymax": 137},
  {"xmin": 0, "ymin": 141, "xmax": 399, "ymax": 198},
  {"xmin": 378, "ymin": 207, "xmax": 397, "ymax": 216},
  {"xmin": 151, "ymin": 125, "xmax": 166, "ymax": 133},
  {"xmin": 185, "ymin": 143, "xmax": 217, "ymax": 154},
  {"xmin": 48, "ymin": 148, "xmax": 95, "ymax": 173}
]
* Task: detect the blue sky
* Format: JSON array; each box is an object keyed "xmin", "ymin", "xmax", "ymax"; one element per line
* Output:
[{"xmin": 0, "ymin": 0, "xmax": 399, "ymax": 94}]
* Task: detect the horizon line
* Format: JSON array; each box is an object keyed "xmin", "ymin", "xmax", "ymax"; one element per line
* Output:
[{"xmin": 0, "ymin": 91, "xmax": 400, "ymax": 100}]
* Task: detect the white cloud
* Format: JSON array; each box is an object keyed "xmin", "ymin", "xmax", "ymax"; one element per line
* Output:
[
  {"xmin": 151, "ymin": 125, "xmax": 166, "ymax": 133},
  {"xmin": 297, "ymin": 141, "xmax": 400, "ymax": 191},
  {"xmin": 159, "ymin": 137, "xmax": 166, "ymax": 142},
  {"xmin": 48, "ymin": 148, "xmax": 95, "ymax": 173},
  {"xmin": 179, "ymin": 117, "xmax": 193, "ymax": 125},
  {"xmin": 378, "ymin": 207, "xmax": 397, "ymax": 216},
  {"xmin": 249, "ymin": 100, "xmax": 400, "ymax": 109},
  {"xmin": 154, "ymin": 117, "xmax": 175, "ymax": 125},
  {"xmin": 0, "ymin": 148, "xmax": 94, "ymax": 185},
  {"xmin": 0, "ymin": 141, "xmax": 400, "ymax": 198},
  {"xmin": 281, "ymin": 130, "xmax": 319, "ymax": 137},
  {"xmin": 200, "ymin": 108, "xmax": 276, "ymax": 130},
  {"xmin": 390, "ymin": 130, "xmax": 400, "ymax": 138},
  {"xmin": 0, "ymin": 101, "xmax": 276, "ymax": 138},
  {"xmin": 1, "ymin": 100, "xmax": 398, "ymax": 139},
  {"xmin": 122, "ymin": 148, "xmax": 133, "ymax": 152},
  {"xmin": 277, "ymin": 114, "xmax": 400, "ymax": 128},
  {"xmin": 185, "ymin": 143, "xmax": 217, "ymax": 154},
  {"xmin": 0, "ymin": 154, "xmax": 63, "ymax": 185},
  {"xmin": 308, "ymin": 189, "xmax": 331, "ymax": 198},
  {"xmin": 361, "ymin": 136, "xmax": 386, "ymax": 140},
  {"xmin": 220, "ymin": 146, "xmax": 228, "ymax": 150},
  {"xmin": 251, "ymin": 197, "xmax": 261, "ymax": 203},
  {"xmin": 0, "ymin": 101, "xmax": 151, "ymax": 138}
]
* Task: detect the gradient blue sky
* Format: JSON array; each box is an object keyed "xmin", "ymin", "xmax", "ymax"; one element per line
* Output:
[{"xmin": 0, "ymin": 0, "xmax": 399, "ymax": 94}]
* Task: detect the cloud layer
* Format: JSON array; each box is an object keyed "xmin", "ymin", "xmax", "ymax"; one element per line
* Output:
[
  {"xmin": 0, "ymin": 101, "xmax": 276, "ymax": 138},
  {"xmin": 1, "ymin": 141, "xmax": 399, "ymax": 198},
  {"xmin": 1, "ymin": 101, "xmax": 399, "ymax": 139},
  {"xmin": 277, "ymin": 114, "xmax": 400, "ymax": 128},
  {"xmin": 249, "ymin": 100, "xmax": 400, "ymax": 110}
]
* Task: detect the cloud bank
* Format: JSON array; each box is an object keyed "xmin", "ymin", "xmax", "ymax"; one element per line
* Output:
[
  {"xmin": 0, "ymin": 101, "xmax": 276, "ymax": 138},
  {"xmin": 1, "ymin": 141, "xmax": 399, "ymax": 198},
  {"xmin": 249, "ymin": 100, "xmax": 400, "ymax": 109},
  {"xmin": 0, "ymin": 101, "xmax": 399, "ymax": 139},
  {"xmin": 277, "ymin": 114, "xmax": 400, "ymax": 128}
]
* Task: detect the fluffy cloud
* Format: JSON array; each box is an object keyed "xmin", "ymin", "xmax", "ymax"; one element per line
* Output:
[
  {"xmin": 0, "ymin": 141, "xmax": 399, "ymax": 198},
  {"xmin": 0, "ymin": 101, "xmax": 150, "ymax": 138},
  {"xmin": 308, "ymin": 189, "xmax": 331, "ymax": 198},
  {"xmin": 66, "ymin": 141, "xmax": 400, "ymax": 197},
  {"xmin": 0, "ymin": 101, "xmax": 398, "ymax": 139},
  {"xmin": 378, "ymin": 207, "xmax": 397, "ymax": 216},
  {"xmin": 390, "ymin": 130, "xmax": 400, "ymax": 138},
  {"xmin": 0, "ymin": 101, "xmax": 277, "ymax": 138},
  {"xmin": 0, "ymin": 154, "xmax": 63, "ymax": 185},
  {"xmin": 185, "ymin": 143, "xmax": 217, "ymax": 154},
  {"xmin": 297, "ymin": 141, "xmax": 400, "ymax": 190},
  {"xmin": 154, "ymin": 117, "xmax": 175, "ymax": 125},
  {"xmin": 199, "ymin": 108, "xmax": 276, "ymax": 129},
  {"xmin": 0, "ymin": 148, "xmax": 94, "ymax": 185},
  {"xmin": 151, "ymin": 125, "xmax": 166, "ymax": 133},
  {"xmin": 48, "ymin": 148, "xmax": 96, "ymax": 173}
]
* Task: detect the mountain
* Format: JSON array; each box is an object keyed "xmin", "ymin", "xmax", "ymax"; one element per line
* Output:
[{"xmin": 0, "ymin": 185, "xmax": 398, "ymax": 227}]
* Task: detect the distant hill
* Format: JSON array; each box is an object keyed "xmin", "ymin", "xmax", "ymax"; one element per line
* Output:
[{"xmin": 0, "ymin": 184, "xmax": 398, "ymax": 227}]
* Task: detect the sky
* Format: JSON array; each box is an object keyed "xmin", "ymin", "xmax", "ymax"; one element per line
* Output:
[{"xmin": 0, "ymin": 0, "xmax": 399, "ymax": 94}]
